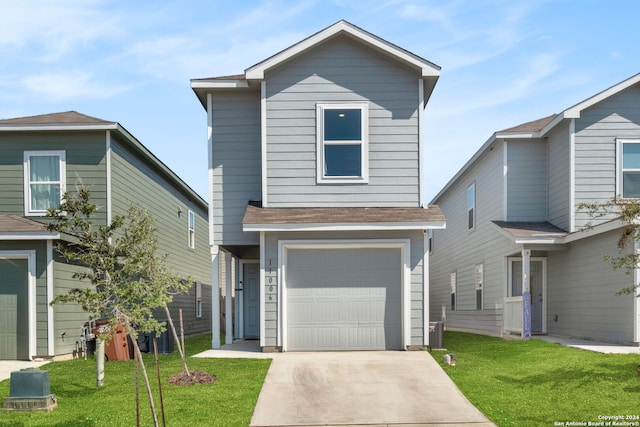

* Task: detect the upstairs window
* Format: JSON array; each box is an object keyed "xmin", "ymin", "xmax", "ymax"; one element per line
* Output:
[
  {"xmin": 188, "ymin": 210, "xmax": 195, "ymax": 249},
  {"xmin": 618, "ymin": 139, "xmax": 640, "ymax": 198},
  {"xmin": 317, "ymin": 103, "xmax": 368, "ymax": 183},
  {"xmin": 24, "ymin": 151, "xmax": 65, "ymax": 216},
  {"xmin": 467, "ymin": 182, "xmax": 476, "ymax": 230}
]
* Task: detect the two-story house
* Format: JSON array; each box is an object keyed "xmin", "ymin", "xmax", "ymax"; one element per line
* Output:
[
  {"xmin": 430, "ymin": 73, "xmax": 640, "ymax": 345},
  {"xmin": 192, "ymin": 20, "xmax": 445, "ymax": 351},
  {"xmin": 0, "ymin": 111, "xmax": 212, "ymax": 360}
]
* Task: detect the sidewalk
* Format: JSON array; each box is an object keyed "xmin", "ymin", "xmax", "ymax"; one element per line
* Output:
[{"xmin": 536, "ymin": 335, "xmax": 640, "ymax": 354}]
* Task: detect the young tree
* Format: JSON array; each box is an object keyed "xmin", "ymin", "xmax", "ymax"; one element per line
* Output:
[
  {"xmin": 46, "ymin": 185, "xmax": 193, "ymax": 425},
  {"xmin": 580, "ymin": 196, "xmax": 640, "ymax": 297}
]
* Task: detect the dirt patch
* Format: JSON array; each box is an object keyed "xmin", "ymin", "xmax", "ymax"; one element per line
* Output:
[{"xmin": 168, "ymin": 370, "xmax": 217, "ymax": 386}]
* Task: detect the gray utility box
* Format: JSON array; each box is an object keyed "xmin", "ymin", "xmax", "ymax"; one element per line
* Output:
[
  {"xmin": 2, "ymin": 369, "xmax": 57, "ymax": 412},
  {"xmin": 429, "ymin": 321, "xmax": 445, "ymax": 350}
]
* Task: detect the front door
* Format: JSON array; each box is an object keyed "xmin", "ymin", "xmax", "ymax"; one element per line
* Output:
[
  {"xmin": 0, "ymin": 259, "xmax": 29, "ymax": 360},
  {"xmin": 509, "ymin": 258, "xmax": 546, "ymax": 334},
  {"xmin": 530, "ymin": 261, "xmax": 544, "ymax": 333},
  {"xmin": 243, "ymin": 263, "xmax": 260, "ymax": 339}
]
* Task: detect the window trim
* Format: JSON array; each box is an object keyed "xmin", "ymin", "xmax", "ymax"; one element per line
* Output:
[
  {"xmin": 316, "ymin": 102, "xmax": 369, "ymax": 184},
  {"xmin": 616, "ymin": 138, "xmax": 640, "ymax": 198},
  {"xmin": 188, "ymin": 210, "xmax": 195, "ymax": 250},
  {"xmin": 195, "ymin": 282, "xmax": 202, "ymax": 318},
  {"xmin": 450, "ymin": 271, "xmax": 456, "ymax": 311},
  {"xmin": 475, "ymin": 263, "xmax": 483, "ymax": 311},
  {"xmin": 23, "ymin": 150, "xmax": 66, "ymax": 216},
  {"xmin": 467, "ymin": 182, "xmax": 476, "ymax": 230}
]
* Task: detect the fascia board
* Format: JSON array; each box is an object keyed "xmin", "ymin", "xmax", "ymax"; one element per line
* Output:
[
  {"xmin": 190, "ymin": 80, "xmax": 250, "ymax": 89},
  {"xmin": 0, "ymin": 123, "xmax": 118, "ymax": 132},
  {"xmin": 243, "ymin": 221, "xmax": 446, "ymax": 232},
  {"xmin": 0, "ymin": 232, "xmax": 60, "ymax": 240}
]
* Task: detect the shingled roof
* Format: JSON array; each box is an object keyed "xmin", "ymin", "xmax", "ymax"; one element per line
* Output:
[
  {"xmin": 243, "ymin": 203, "xmax": 445, "ymax": 230},
  {"xmin": 0, "ymin": 111, "xmax": 110, "ymax": 125},
  {"xmin": 492, "ymin": 221, "xmax": 567, "ymax": 240},
  {"xmin": 0, "ymin": 215, "xmax": 56, "ymax": 234},
  {"xmin": 498, "ymin": 114, "xmax": 558, "ymax": 133}
]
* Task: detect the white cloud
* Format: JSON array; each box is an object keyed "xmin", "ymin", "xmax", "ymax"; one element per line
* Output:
[
  {"xmin": 0, "ymin": 0, "xmax": 125, "ymax": 61},
  {"xmin": 22, "ymin": 71, "xmax": 132, "ymax": 102}
]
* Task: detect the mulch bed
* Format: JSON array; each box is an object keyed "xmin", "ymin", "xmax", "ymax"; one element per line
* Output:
[{"xmin": 168, "ymin": 370, "xmax": 217, "ymax": 386}]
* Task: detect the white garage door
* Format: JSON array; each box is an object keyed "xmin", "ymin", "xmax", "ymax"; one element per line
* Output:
[{"xmin": 286, "ymin": 247, "xmax": 402, "ymax": 351}]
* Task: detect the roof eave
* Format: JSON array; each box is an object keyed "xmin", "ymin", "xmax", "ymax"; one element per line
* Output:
[
  {"xmin": 0, "ymin": 123, "xmax": 118, "ymax": 132},
  {"xmin": 243, "ymin": 220, "xmax": 446, "ymax": 232}
]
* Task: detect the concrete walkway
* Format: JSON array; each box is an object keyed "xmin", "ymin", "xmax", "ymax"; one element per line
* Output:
[
  {"xmin": 0, "ymin": 360, "xmax": 51, "ymax": 382},
  {"xmin": 536, "ymin": 336, "xmax": 640, "ymax": 354}
]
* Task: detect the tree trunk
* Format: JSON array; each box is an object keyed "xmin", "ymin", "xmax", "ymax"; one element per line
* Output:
[
  {"xmin": 163, "ymin": 305, "xmax": 190, "ymax": 378},
  {"xmin": 96, "ymin": 338, "xmax": 105, "ymax": 387},
  {"xmin": 127, "ymin": 328, "xmax": 159, "ymax": 427}
]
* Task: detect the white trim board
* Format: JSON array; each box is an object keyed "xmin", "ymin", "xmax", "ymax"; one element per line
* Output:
[{"xmin": 0, "ymin": 250, "xmax": 37, "ymax": 360}]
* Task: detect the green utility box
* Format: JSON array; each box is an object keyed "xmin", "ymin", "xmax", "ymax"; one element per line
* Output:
[{"xmin": 2, "ymin": 369, "xmax": 57, "ymax": 412}]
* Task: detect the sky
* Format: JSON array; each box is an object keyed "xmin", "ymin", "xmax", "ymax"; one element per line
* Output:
[{"xmin": 1, "ymin": 0, "xmax": 639, "ymax": 202}]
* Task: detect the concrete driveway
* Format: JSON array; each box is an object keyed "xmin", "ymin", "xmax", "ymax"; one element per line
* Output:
[{"xmin": 250, "ymin": 351, "xmax": 495, "ymax": 427}]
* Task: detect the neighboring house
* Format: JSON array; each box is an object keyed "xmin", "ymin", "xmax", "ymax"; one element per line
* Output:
[
  {"xmin": 191, "ymin": 20, "xmax": 445, "ymax": 351},
  {"xmin": 429, "ymin": 73, "xmax": 640, "ymax": 345},
  {"xmin": 0, "ymin": 111, "xmax": 212, "ymax": 360}
]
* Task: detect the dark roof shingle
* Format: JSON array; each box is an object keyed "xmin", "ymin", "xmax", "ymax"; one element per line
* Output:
[
  {"xmin": 243, "ymin": 203, "xmax": 445, "ymax": 226},
  {"xmin": 0, "ymin": 215, "xmax": 49, "ymax": 233},
  {"xmin": 492, "ymin": 221, "xmax": 567, "ymax": 238},
  {"xmin": 0, "ymin": 111, "xmax": 111, "ymax": 126},
  {"xmin": 499, "ymin": 114, "xmax": 558, "ymax": 133}
]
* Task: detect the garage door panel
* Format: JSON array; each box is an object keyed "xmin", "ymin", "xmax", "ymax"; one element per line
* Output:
[{"xmin": 286, "ymin": 248, "xmax": 402, "ymax": 351}]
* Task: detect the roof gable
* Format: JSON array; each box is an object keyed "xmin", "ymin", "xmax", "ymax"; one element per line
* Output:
[
  {"xmin": 0, "ymin": 111, "xmax": 112, "ymax": 127},
  {"xmin": 245, "ymin": 20, "xmax": 440, "ymax": 80}
]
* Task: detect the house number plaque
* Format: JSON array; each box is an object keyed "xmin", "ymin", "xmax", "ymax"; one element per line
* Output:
[{"xmin": 265, "ymin": 271, "xmax": 277, "ymax": 301}]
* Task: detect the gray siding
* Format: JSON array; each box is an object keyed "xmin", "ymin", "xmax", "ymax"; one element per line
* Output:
[
  {"xmin": 574, "ymin": 84, "xmax": 640, "ymax": 229},
  {"xmin": 0, "ymin": 131, "xmax": 107, "ymax": 224},
  {"xmin": 263, "ymin": 230, "xmax": 426, "ymax": 348},
  {"xmin": 430, "ymin": 142, "xmax": 517, "ymax": 337},
  {"xmin": 211, "ymin": 90, "xmax": 262, "ymax": 245},
  {"xmin": 506, "ymin": 139, "xmax": 547, "ymax": 221},
  {"xmin": 265, "ymin": 36, "xmax": 421, "ymax": 207},
  {"xmin": 547, "ymin": 229, "xmax": 636, "ymax": 344},
  {"xmin": 547, "ymin": 121, "xmax": 571, "ymax": 230}
]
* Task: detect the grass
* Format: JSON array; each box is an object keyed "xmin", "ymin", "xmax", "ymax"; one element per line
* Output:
[
  {"xmin": 431, "ymin": 332, "xmax": 640, "ymax": 427},
  {"xmin": 0, "ymin": 334, "xmax": 271, "ymax": 427}
]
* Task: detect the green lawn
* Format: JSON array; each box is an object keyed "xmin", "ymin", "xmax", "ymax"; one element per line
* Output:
[
  {"xmin": 431, "ymin": 332, "xmax": 640, "ymax": 427},
  {"xmin": 0, "ymin": 334, "xmax": 271, "ymax": 427}
]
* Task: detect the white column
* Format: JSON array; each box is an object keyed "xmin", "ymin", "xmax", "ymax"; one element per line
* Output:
[
  {"xmin": 211, "ymin": 246, "xmax": 221, "ymax": 349},
  {"xmin": 225, "ymin": 252, "xmax": 233, "ymax": 344},
  {"xmin": 522, "ymin": 249, "xmax": 531, "ymax": 339},
  {"xmin": 234, "ymin": 257, "xmax": 240, "ymax": 339}
]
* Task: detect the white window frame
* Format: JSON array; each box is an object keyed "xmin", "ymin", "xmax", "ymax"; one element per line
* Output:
[
  {"xmin": 450, "ymin": 271, "xmax": 456, "ymax": 311},
  {"xmin": 195, "ymin": 282, "xmax": 202, "ymax": 318},
  {"xmin": 475, "ymin": 263, "xmax": 483, "ymax": 311},
  {"xmin": 316, "ymin": 102, "xmax": 369, "ymax": 184},
  {"xmin": 188, "ymin": 210, "xmax": 195, "ymax": 249},
  {"xmin": 23, "ymin": 150, "xmax": 66, "ymax": 216},
  {"xmin": 616, "ymin": 139, "xmax": 640, "ymax": 198},
  {"xmin": 467, "ymin": 182, "xmax": 476, "ymax": 230}
]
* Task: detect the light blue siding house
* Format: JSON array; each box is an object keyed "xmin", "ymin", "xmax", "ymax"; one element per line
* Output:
[
  {"xmin": 430, "ymin": 73, "xmax": 640, "ymax": 345},
  {"xmin": 192, "ymin": 21, "xmax": 445, "ymax": 351}
]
